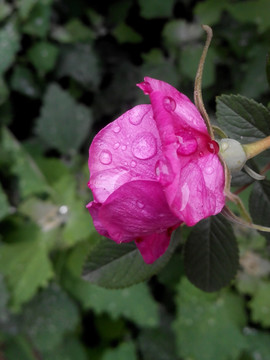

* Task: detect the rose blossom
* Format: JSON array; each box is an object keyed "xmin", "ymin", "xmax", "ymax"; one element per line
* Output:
[{"xmin": 87, "ymin": 77, "xmax": 225, "ymax": 264}]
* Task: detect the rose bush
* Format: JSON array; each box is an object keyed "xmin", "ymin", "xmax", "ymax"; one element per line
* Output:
[{"xmin": 87, "ymin": 77, "xmax": 225, "ymax": 263}]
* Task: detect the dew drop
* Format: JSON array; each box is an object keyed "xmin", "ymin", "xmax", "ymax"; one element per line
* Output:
[
  {"xmin": 205, "ymin": 166, "xmax": 214, "ymax": 175},
  {"xmin": 99, "ymin": 150, "xmax": 112, "ymax": 165},
  {"xmin": 199, "ymin": 151, "xmax": 204, "ymax": 157},
  {"xmin": 136, "ymin": 200, "xmax": 144, "ymax": 209},
  {"xmin": 130, "ymin": 160, "xmax": 137, "ymax": 167},
  {"xmin": 113, "ymin": 142, "xmax": 120, "ymax": 149},
  {"xmin": 163, "ymin": 96, "xmax": 176, "ymax": 112},
  {"xmin": 113, "ymin": 125, "xmax": 121, "ymax": 133},
  {"xmin": 129, "ymin": 112, "xmax": 144, "ymax": 125},
  {"xmin": 177, "ymin": 135, "xmax": 198, "ymax": 156},
  {"xmin": 131, "ymin": 132, "xmax": 157, "ymax": 160},
  {"xmin": 207, "ymin": 140, "xmax": 219, "ymax": 154},
  {"xmin": 155, "ymin": 159, "xmax": 174, "ymax": 186},
  {"xmin": 121, "ymin": 145, "xmax": 127, "ymax": 151}
]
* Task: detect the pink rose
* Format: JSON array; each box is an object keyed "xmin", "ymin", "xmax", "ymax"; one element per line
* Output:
[{"xmin": 87, "ymin": 77, "xmax": 225, "ymax": 264}]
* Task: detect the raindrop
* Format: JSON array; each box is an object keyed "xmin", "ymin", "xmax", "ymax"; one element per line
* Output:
[
  {"xmin": 177, "ymin": 135, "xmax": 198, "ymax": 156},
  {"xmin": 121, "ymin": 145, "xmax": 127, "ymax": 151},
  {"xmin": 113, "ymin": 124, "xmax": 121, "ymax": 133},
  {"xmin": 205, "ymin": 166, "xmax": 214, "ymax": 175},
  {"xmin": 155, "ymin": 159, "xmax": 174, "ymax": 186},
  {"xmin": 130, "ymin": 160, "xmax": 137, "ymax": 167},
  {"xmin": 199, "ymin": 151, "xmax": 204, "ymax": 157},
  {"xmin": 207, "ymin": 140, "xmax": 219, "ymax": 154},
  {"xmin": 129, "ymin": 112, "xmax": 144, "ymax": 126},
  {"xmin": 180, "ymin": 183, "xmax": 190, "ymax": 211},
  {"xmin": 113, "ymin": 142, "xmax": 120, "ymax": 149},
  {"xmin": 99, "ymin": 150, "xmax": 112, "ymax": 165},
  {"xmin": 136, "ymin": 200, "xmax": 144, "ymax": 209},
  {"xmin": 131, "ymin": 132, "xmax": 157, "ymax": 160},
  {"xmin": 163, "ymin": 96, "xmax": 176, "ymax": 112}
]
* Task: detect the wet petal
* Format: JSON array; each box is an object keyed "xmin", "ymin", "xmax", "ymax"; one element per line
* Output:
[
  {"xmin": 98, "ymin": 180, "xmax": 180, "ymax": 243},
  {"xmin": 88, "ymin": 105, "xmax": 162, "ymax": 203},
  {"xmin": 135, "ymin": 229, "xmax": 174, "ymax": 264},
  {"xmin": 86, "ymin": 201, "xmax": 110, "ymax": 238}
]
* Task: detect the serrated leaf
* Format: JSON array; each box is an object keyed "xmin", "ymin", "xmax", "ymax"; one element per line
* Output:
[
  {"xmin": 216, "ymin": 94, "xmax": 270, "ymax": 142},
  {"xmin": 0, "ymin": 21, "xmax": 20, "ymax": 75},
  {"xmin": 82, "ymin": 229, "xmax": 180, "ymax": 288},
  {"xmin": 0, "ymin": 239, "xmax": 54, "ymax": 310},
  {"xmin": 101, "ymin": 342, "xmax": 137, "ymax": 360},
  {"xmin": 11, "ymin": 65, "xmax": 41, "ymax": 98},
  {"xmin": 64, "ymin": 273, "xmax": 159, "ymax": 327},
  {"xmin": 57, "ymin": 44, "xmax": 101, "ymax": 90},
  {"xmin": 22, "ymin": 3, "xmax": 51, "ymax": 37},
  {"xmin": 138, "ymin": 0, "xmax": 175, "ymax": 19},
  {"xmin": 2, "ymin": 127, "xmax": 49, "ymax": 198},
  {"xmin": 113, "ymin": 23, "xmax": 142, "ymax": 44},
  {"xmin": 194, "ymin": 0, "xmax": 228, "ymax": 25},
  {"xmin": 249, "ymin": 180, "xmax": 270, "ymax": 240},
  {"xmin": 17, "ymin": 0, "xmax": 53, "ymax": 20},
  {"xmin": 184, "ymin": 215, "xmax": 239, "ymax": 292},
  {"xmin": 19, "ymin": 284, "xmax": 79, "ymax": 352},
  {"xmin": 249, "ymin": 281, "xmax": 270, "ymax": 327},
  {"xmin": 173, "ymin": 278, "xmax": 247, "ymax": 360},
  {"xmin": 35, "ymin": 83, "xmax": 92, "ymax": 154},
  {"xmin": 27, "ymin": 41, "xmax": 59, "ymax": 76}
]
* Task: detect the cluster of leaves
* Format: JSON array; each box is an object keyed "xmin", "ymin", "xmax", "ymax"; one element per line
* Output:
[{"xmin": 0, "ymin": 0, "xmax": 270, "ymax": 359}]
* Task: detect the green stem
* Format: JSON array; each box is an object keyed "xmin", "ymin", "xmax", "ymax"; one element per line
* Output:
[{"xmin": 243, "ymin": 136, "xmax": 270, "ymax": 159}]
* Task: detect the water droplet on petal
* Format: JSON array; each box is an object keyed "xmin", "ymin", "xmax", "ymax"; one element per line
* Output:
[
  {"xmin": 136, "ymin": 200, "xmax": 144, "ymax": 209},
  {"xmin": 207, "ymin": 140, "xmax": 219, "ymax": 154},
  {"xmin": 99, "ymin": 150, "xmax": 112, "ymax": 165},
  {"xmin": 177, "ymin": 135, "xmax": 198, "ymax": 156},
  {"xmin": 155, "ymin": 159, "xmax": 174, "ymax": 186},
  {"xmin": 121, "ymin": 145, "xmax": 127, "ymax": 151},
  {"xmin": 205, "ymin": 166, "xmax": 214, "ymax": 175},
  {"xmin": 132, "ymin": 132, "xmax": 157, "ymax": 160},
  {"xmin": 113, "ymin": 142, "xmax": 120, "ymax": 149},
  {"xmin": 199, "ymin": 151, "xmax": 204, "ymax": 157},
  {"xmin": 113, "ymin": 125, "xmax": 121, "ymax": 133},
  {"xmin": 163, "ymin": 96, "xmax": 176, "ymax": 112},
  {"xmin": 180, "ymin": 183, "xmax": 190, "ymax": 211},
  {"xmin": 130, "ymin": 160, "xmax": 137, "ymax": 167}
]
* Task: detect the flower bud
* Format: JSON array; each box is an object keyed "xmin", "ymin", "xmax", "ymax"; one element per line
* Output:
[{"xmin": 218, "ymin": 138, "xmax": 247, "ymax": 174}]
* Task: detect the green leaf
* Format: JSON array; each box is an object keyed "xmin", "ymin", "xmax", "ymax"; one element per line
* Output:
[
  {"xmin": 22, "ymin": 3, "xmax": 51, "ymax": 37},
  {"xmin": 138, "ymin": 0, "xmax": 175, "ymax": 19},
  {"xmin": 245, "ymin": 330, "xmax": 270, "ymax": 360},
  {"xmin": 64, "ymin": 19, "xmax": 94, "ymax": 42},
  {"xmin": 184, "ymin": 215, "xmax": 239, "ymax": 292},
  {"xmin": 249, "ymin": 281, "xmax": 270, "ymax": 327},
  {"xmin": 138, "ymin": 328, "xmax": 179, "ymax": 360},
  {"xmin": 27, "ymin": 42, "xmax": 59, "ymax": 76},
  {"xmin": 1, "ymin": 127, "xmax": 49, "ymax": 198},
  {"xmin": 64, "ymin": 273, "xmax": 159, "ymax": 327},
  {"xmin": 101, "ymin": 342, "xmax": 137, "ymax": 360},
  {"xmin": 57, "ymin": 44, "xmax": 101, "ymax": 90},
  {"xmin": 266, "ymin": 51, "xmax": 270, "ymax": 88},
  {"xmin": 0, "ymin": 1, "xmax": 12, "ymax": 21},
  {"xmin": 35, "ymin": 83, "xmax": 92, "ymax": 154},
  {"xmin": 216, "ymin": 94, "xmax": 270, "ymax": 142},
  {"xmin": 82, "ymin": 229, "xmax": 181, "ymax": 288},
  {"xmin": 0, "ymin": 182, "xmax": 9, "ymax": 221},
  {"xmin": 0, "ymin": 21, "xmax": 20, "ymax": 75},
  {"xmin": 194, "ymin": 0, "xmax": 228, "ymax": 25},
  {"xmin": 19, "ymin": 284, "xmax": 80, "ymax": 352},
  {"xmin": 249, "ymin": 180, "xmax": 270, "ymax": 240},
  {"xmin": 42, "ymin": 336, "xmax": 88, "ymax": 360},
  {"xmin": 113, "ymin": 23, "xmax": 142, "ymax": 44},
  {"xmin": 228, "ymin": 0, "xmax": 270, "ymax": 33},
  {"xmin": 0, "ymin": 274, "xmax": 9, "ymax": 324},
  {"xmin": 0, "ymin": 239, "xmax": 54, "ymax": 310},
  {"xmin": 17, "ymin": 0, "xmax": 53, "ymax": 20},
  {"xmin": 173, "ymin": 278, "xmax": 247, "ymax": 360},
  {"xmin": 11, "ymin": 65, "xmax": 41, "ymax": 98},
  {"xmin": 3, "ymin": 336, "xmax": 37, "ymax": 360}
]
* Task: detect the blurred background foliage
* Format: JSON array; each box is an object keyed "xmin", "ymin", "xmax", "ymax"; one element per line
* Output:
[{"xmin": 0, "ymin": 0, "xmax": 270, "ymax": 359}]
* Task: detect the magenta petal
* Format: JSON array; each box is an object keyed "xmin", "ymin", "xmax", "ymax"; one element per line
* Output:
[
  {"xmin": 98, "ymin": 180, "xmax": 180, "ymax": 243},
  {"xmin": 86, "ymin": 201, "xmax": 110, "ymax": 238},
  {"xmin": 88, "ymin": 105, "xmax": 162, "ymax": 203},
  {"xmin": 135, "ymin": 231, "xmax": 173, "ymax": 264}
]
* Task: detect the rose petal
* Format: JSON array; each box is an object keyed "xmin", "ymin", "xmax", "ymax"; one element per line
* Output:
[
  {"xmin": 86, "ymin": 201, "xmax": 110, "ymax": 238},
  {"xmin": 135, "ymin": 229, "xmax": 174, "ymax": 264},
  {"xmin": 88, "ymin": 104, "xmax": 162, "ymax": 203},
  {"xmin": 98, "ymin": 180, "xmax": 180, "ymax": 243}
]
